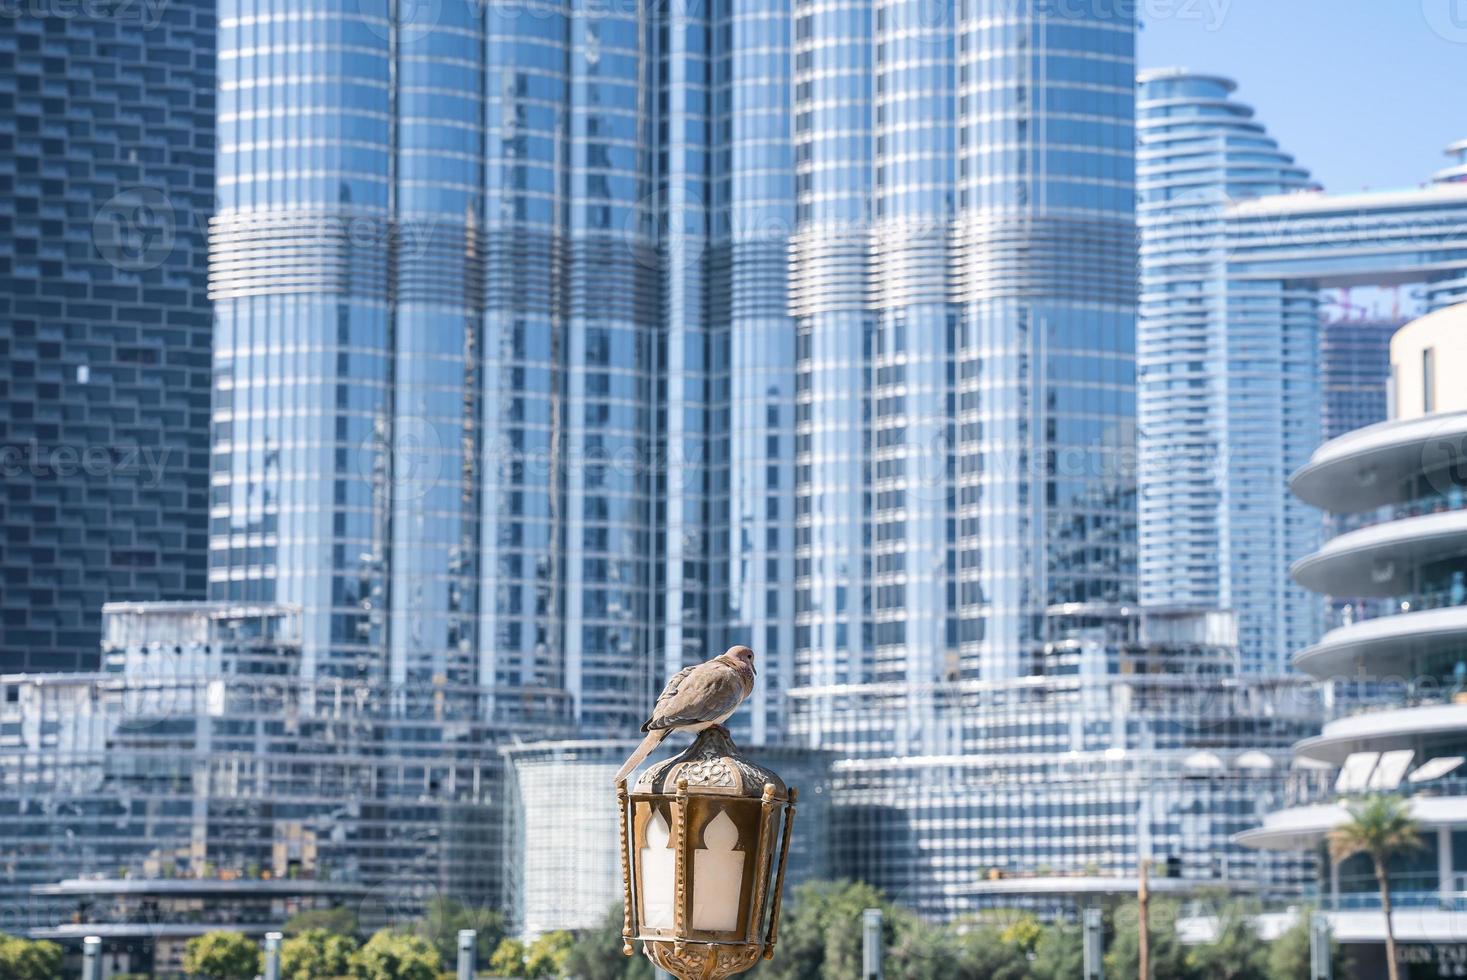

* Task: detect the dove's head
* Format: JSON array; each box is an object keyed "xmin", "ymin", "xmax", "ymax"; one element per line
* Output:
[{"xmin": 723, "ymin": 645, "xmax": 756, "ymax": 678}]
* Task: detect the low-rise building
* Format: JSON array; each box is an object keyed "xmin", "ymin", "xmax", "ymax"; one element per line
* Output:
[
  {"xmin": 816, "ymin": 607, "xmax": 1324, "ymax": 917},
  {"xmin": 0, "ymin": 602, "xmax": 510, "ymax": 976}
]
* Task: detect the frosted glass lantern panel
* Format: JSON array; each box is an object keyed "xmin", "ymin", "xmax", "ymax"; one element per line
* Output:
[
  {"xmin": 692, "ymin": 809, "xmax": 744, "ymax": 932},
  {"xmin": 640, "ymin": 809, "xmax": 676, "ymax": 930}
]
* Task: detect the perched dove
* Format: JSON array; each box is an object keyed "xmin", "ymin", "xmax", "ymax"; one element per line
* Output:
[{"xmin": 613, "ymin": 645, "xmax": 757, "ymax": 783}]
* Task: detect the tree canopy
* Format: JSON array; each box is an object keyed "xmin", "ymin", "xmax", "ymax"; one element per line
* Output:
[
  {"xmin": 0, "ymin": 933, "xmax": 64, "ymax": 980},
  {"xmin": 348, "ymin": 929, "xmax": 441, "ymax": 980},
  {"xmin": 279, "ymin": 928, "xmax": 357, "ymax": 980},
  {"xmin": 182, "ymin": 931, "xmax": 261, "ymax": 980}
]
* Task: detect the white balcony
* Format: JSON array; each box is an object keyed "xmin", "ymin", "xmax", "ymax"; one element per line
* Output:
[
  {"xmin": 1294, "ymin": 606, "xmax": 1467, "ymax": 678},
  {"xmin": 1291, "ymin": 410, "xmax": 1467, "ymax": 513},
  {"xmin": 1292, "ymin": 704, "xmax": 1467, "ymax": 764},
  {"xmin": 1185, "ymin": 907, "xmax": 1467, "ymax": 945},
  {"xmin": 1291, "ymin": 510, "xmax": 1467, "ymax": 597},
  {"xmin": 1235, "ymin": 796, "xmax": 1467, "ymax": 850}
]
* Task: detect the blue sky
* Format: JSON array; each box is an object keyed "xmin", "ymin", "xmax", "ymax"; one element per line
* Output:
[{"xmin": 1139, "ymin": 0, "xmax": 1467, "ymax": 192}]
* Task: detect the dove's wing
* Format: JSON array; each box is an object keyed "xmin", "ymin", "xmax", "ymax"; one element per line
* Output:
[
  {"xmin": 641, "ymin": 665, "xmax": 698, "ymax": 732},
  {"xmin": 644, "ymin": 661, "xmax": 747, "ymax": 731}
]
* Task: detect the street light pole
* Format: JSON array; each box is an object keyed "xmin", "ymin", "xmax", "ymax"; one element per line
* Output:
[
  {"xmin": 457, "ymin": 928, "xmax": 477, "ymax": 980},
  {"xmin": 1138, "ymin": 858, "xmax": 1151, "ymax": 980},
  {"xmin": 263, "ymin": 931, "xmax": 282, "ymax": 980},
  {"xmin": 81, "ymin": 936, "xmax": 101, "ymax": 980},
  {"xmin": 862, "ymin": 908, "xmax": 883, "ymax": 980},
  {"xmin": 1310, "ymin": 912, "xmax": 1332, "ymax": 980},
  {"xmin": 1082, "ymin": 907, "xmax": 1104, "ymax": 980}
]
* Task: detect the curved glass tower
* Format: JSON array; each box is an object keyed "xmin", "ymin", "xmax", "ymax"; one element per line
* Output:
[
  {"xmin": 210, "ymin": 0, "xmax": 660, "ymax": 733},
  {"xmin": 790, "ymin": 0, "xmax": 1137, "ymax": 738},
  {"xmin": 782, "ymin": 1, "xmax": 1223, "ymax": 917},
  {"xmin": 1139, "ymin": 74, "xmax": 1467, "ymax": 676},
  {"xmin": 1137, "ymin": 71, "xmax": 1319, "ymax": 672}
]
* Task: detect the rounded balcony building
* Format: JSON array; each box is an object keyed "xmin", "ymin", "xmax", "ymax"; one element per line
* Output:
[{"xmin": 1240, "ymin": 309, "xmax": 1467, "ymax": 968}]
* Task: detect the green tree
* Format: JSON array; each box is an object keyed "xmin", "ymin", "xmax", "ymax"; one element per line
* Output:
[
  {"xmin": 490, "ymin": 937, "xmax": 529, "ymax": 978},
  {"xmin": 758, "ymin": 879, "xmax": 894, "ymax": 980},
  {"xmin": 998, "ymin": 914, "xmax": 1044, "ymax": 956},
  {"xmin": 1028, "ymin": 919, "xmax": 1084, "ymax": 980},
  {"xmin": 885, "ymin": 915, "xmax": 963, "ymax": 980},
  {"xmin": 0, "ymin": 933, "xmax": 65, "ymax": 980},
  {"xmin": 562, "ymin": 907, "xmax": 653, "ymax": 980},
  {"xmin": 279, "ymin": 928, "xmax": 357, "ymax": 980},
  {"xmin": 348, "ymin": 929, "xmax": 440, "ymax": 980},
  {"xmin": 182, "ymin": 931, "xmax": 261, "ymax": 980},
  {"xmin": 1266, "ymin": 910, "xmax": 1349, "ymax": 980},
  {"xmin": 1328, "ymin": 794, "xmax": 1422, "ymax": 980},
  {"xmin": 952, "ymin": 920, "xmax": 1035, "ymax": 980},
  {"xmin": 525, "ymin": 930, "xmax": 575, "ymax": 979},
  {"xmin": 413, "ymin": 895, "xmax": 508, "ymax": 969},
  {"xmin": 283, "ymin": 906, "xmax": 360, "ymax": 938},
  {"xmin": 1185, "ymin": 902, "xmax": 1267, "ymax": 980},
  {"xmin": 1106, "ymin": 899, "xmax": 1194, "ymax": 980}
]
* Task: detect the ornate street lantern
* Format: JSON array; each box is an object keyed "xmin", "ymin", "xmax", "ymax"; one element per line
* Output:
[{"xmin": 617, "ymin": 727, "xmax": 798, "ymax": 980}]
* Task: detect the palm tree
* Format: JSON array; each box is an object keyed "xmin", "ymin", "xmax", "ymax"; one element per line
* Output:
[{"xmin": 1327, "ymin": 794, "xmax": 1422, "ymax": 980}]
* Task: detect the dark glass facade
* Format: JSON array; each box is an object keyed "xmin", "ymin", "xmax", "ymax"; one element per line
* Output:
[
  {"xmin": 0, "ymin": 3, "xmax": 214, "ymax": 672},
  {"xmin": 1319, "ymin": 317, "xmax": 1396, "ymax": 443}
]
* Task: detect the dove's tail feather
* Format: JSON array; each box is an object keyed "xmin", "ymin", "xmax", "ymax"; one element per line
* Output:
[{"xmin": 615, "ymin": 729, "xmax": 670, "ymax": 784}]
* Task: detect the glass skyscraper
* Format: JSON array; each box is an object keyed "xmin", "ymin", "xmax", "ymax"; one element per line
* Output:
[
  {"xmin": 203, "ymin": 0, "xmax": 1309, "ymax": 921},
  {"xmin": 0, "ymin": 3, "xmax": 215, "ymax": 672},
  {"xmin": 1136, "ymin": 70, "xmax": 1318, "ymax": 673},
  {"xmin": 789, "ymin": 0, "xmax": 1138, "ymax": 730},
  {"xmin": 1138, "ymin": 69, "xmax": 1467, "ymax": 674},
  {"xmin": 210, "ymin": 0, "xmax": 662, "ymax": 733},
  {"xmin": 209, "ymin": 0, "xmax": 1142, "ymax": 737}
]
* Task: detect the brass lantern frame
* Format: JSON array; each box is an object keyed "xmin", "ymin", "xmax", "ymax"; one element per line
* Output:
[{"xmin": 617, "ymin": 728, "xmax": 798, "ymax": 980}]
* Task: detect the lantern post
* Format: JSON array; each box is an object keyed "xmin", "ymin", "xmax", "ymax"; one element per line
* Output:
[{"xmin": 617, "ymin": 727, "xmax": 798, "ymax": 980}]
